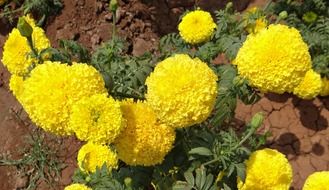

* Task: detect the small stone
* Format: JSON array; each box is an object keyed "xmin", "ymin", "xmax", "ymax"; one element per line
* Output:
[{"xmin": 132, "ymin": 38, "xmax": 152, "ymax": 56}]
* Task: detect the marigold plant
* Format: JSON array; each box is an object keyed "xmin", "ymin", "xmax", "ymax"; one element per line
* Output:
[
  {"xmin": 77, "ymin": 142, "xmax": 118, "ymax": 173},
  {"xmin": 114, "ymin": 99, "xmax": 176, "ymax": 166},
  {"xmin": 146, "ymin": 54, "xmax": 218, "ymax": 128},
  {"xmin": 19, "ymin": 62, "xmax": 106, "ymax": 136},
  {"xmin": 237, "ymin": 148, "xmax": 292, "ymax": 190},
  {"xmin": 234, "ymin": 24, "xmax": 312, "ymax": 94},
  {"xmin": 2, "ymin": 15, "xmax": 50, "ymax": 75},
  {"xmin": 303, "ymin": 171, "xmax": 329, "ymax": 190},
  {"xmin": 293, "ymin": 70, "xmax": 322, "ymax": 99},
  {"xmin": 70, "ymin": 93, "xmax": 125, "ymax": 144},
  {"xmin": 178, "ymin": 10, "xmax": 216, "ymax": 44}
]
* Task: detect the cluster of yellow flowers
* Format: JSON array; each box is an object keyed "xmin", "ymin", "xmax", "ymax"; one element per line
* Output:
[
  {"xmin": 303, "ymin": 171, "xmax": 329, "ymax": 190},
  {"xmin": 146, "ymin": 54, "xmax": 218, "ymax": 128},
  {"xmin": 19, "ymin": 62, "xmax": 107, "ymax": 136},
  {"xmin": 2, "ymin": 15, "xmax": 50, "ymax": 76},
  {"xmin": 238, "ymin": 148, "xmax": 292, "ymax": 190},
  {"xmin": 178, "ymin": 10, "xmax": 216, "ymax": 44},
  {"xmin": 77, "ymin": 142, "xmax": 118, "ymax": 173},
  {"xmin": 235, "ymin": 24, "xmax": 324, "ymax": 99},
  {"xmin": 64, "ymin": 183, "xmax": 92, "ymax": 190},
  {"xmin": 114, "ymin": 100, "xmax": 176, "ymax": 166}
]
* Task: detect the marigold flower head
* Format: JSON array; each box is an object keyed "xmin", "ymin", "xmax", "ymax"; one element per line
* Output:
[
  {"xmin": 70, "ymin": 93, "xmax": 125, "ymax": 144},
  {"xmin": 293, "ymin": 70, "xmax": 322, "ymax": 99},
  {"xmin": 145, "ymin": 54, "xmax": 218, "ymax": 128},
  {"xmin": 64, "ymin": 184, "xmax": 92, "ymax": 190},
  {"xmin": 2, "ymin": 15, "xmax": 50, "ymax": 75},
  {"xmin": 238, "ymin": 148, "xmax": 292, "ymax": 190},
  {"xmin": 20, "ymin": 62, "xmax": 106, "ymax": 136},
  {"xmin": 320, "ymin": 78, "xmax": 329, "ymax": 97},
  {"xmin": 235, "ymin": 24, "xmax": 312, "ymax": 94},
  {"xmin": 178, "ymin": 10, "xmax": 216, "ymax": 44},
  {"xmin": 78, "ymin": 142, "xmax": 118, "ymax": 173},
  {"xmin": 114, "ymin": 100, "xmax": 176, "ymax": 166},
  {"xmin": 303, "ymin": 171, "xmax": 329, "ymax": 190},
  {"xmin": 9, "ymin": 75, "xmax": 24, "ymax": 101}
]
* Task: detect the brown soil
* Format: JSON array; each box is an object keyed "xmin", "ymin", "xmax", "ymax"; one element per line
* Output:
[{"xmin": 0, "ymin": 0, "xmax": 328, "ymax": 189}]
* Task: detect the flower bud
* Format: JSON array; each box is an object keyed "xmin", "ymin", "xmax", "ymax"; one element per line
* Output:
[
  {"xmin": 17, "ymin": 17, "xmax": 33, "ymax": 38},
  {"xmin": 279, "ymin": 11, "xmax": 288, "ymax": 19},
  {"xmin": 250, "ymin": 112, "xmax": 264, "ymax": 129},
  {"xmin": 109, "ymin": 0, "xmax": 118, "ymax": 12}
]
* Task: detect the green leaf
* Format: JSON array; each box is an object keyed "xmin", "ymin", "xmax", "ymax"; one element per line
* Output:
[
  {"xmin": 189, "ymin": 147, "xmax": 213, "ymax": 156},
  {"xmin": 184, "ymin": 171, "xmax": 195, "ymax": 186}
]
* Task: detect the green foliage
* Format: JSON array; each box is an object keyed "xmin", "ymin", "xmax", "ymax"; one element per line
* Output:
[
  {"xmin": 0, "ymin": 0, "xmax": 63, "ymax": 25},
  {"xmin": 73, "ymin": 164, "xmax": 133, "ymax": 190},
  {"xmin": 0, "ymin": 130, "xmax": 65, "ymax": 190},
  {"xmin": 23, "ymin": 0, "xmax": 63, "ymax": 25},
  {"xmin": 43, "ymin": 39, "xmax": 91, "ymax": 64},
  {"xmin": 91, "ymin": 37, "xmax": 154, "ymax": 100},
  {"xmin": 272, "ymin": 0, "xmax": 329, "ymax": 78},
  {"xmin": 159, "ymin": 33, "xmax": 191, "ymax": 59},
  {"xmin": 173, "ymin": 167, "xmax": 217, "ymax": 190}
]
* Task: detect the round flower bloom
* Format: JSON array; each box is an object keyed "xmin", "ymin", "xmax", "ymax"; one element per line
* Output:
[
  {"xmin": 145, "ymin": 54, "xmax": 218, "ymax": 128},
  {"xmin": 237, "ymin": 148, "xmax": 292, "ymax": 190},
  {"xmin": 303, "ymin": 171, "xmax": 329, "ymax": 190},
  {"xmin": 320, "ymin": 78, "xmax": 329, "ymax": 96},
  {"xmin": 293, "ymin": 70, "xmax": 322, "ymax": 99},
  {"xmin": 178, "ymin": 10, "xmax": 216, "ymax": 44},
  {"xmin": 20, "ymin": 62, "xmax": 106, "ymax": 136},
  {"xmin": 2, "ymin": 15, "xmax": 50, "ymax": 75},
  {"xmin": 64, "ymin": 184, "xmax": 92, "ymax": 190},
  {"xmin": 77, "ymin": 142, "xmax": 118, "ymax": 173},
  {"xmin": 114, "ymin": 100, "xmax": 176, "ymax": 166},
  {"xmin": 70, "ymin": 93, "xmax": 125, "ymax": 144},
  {"xmin": 234, "ymin": 24, "xmax": 312, "ymax": 94},
  {"xmin": 9, "ymin": 75, "xmax": 24, "ymax": 101}
]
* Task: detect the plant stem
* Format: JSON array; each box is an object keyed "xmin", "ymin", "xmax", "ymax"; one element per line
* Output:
[
  {"xmin": 233, "ymin": 127, "xmax": 256, "ymax": 150},
  {"xmin": 0, "ymin": 6, "xmax": 24, "ymax": 17},
  {"xmin": 112, "ymin": 11, "xmax": 116, "ymax": 40},
  {"xmin": 263, "ymin": 0, "xmax": 273, "ymax": 12}
]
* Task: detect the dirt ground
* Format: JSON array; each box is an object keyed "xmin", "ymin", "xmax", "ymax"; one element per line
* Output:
[{"xmin": 0, "ymin": 0, "xmax": 328, "ymax": 189}]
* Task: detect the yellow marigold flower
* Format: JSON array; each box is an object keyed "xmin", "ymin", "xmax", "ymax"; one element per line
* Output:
[
  {"xmin": 114, "ymin": 100, "xmax": 175, "ymax": 166},
  {"xmin": 237, "ymin": 148, "xmax": 292, "ymax": 190},
  {"xmin": 235, "ymin": 24, "xmax": 312, "ymax": 94},
  {"xmin": 9, "ymin": 75, "xmax": 24, "ymax": 101},
  {"xmin": 20, "ymin": 62, "xmax": 106, "ymax": 136},
  {"xmin": 178, "ymin": 10, "xmax": 216, "ymax": 44},
  {"xmin": 2, "ymin": 15, "xmax": 50, "ymax": 75},
  {"xmin": 320, "ymin": 78, "xmax": 329, "ymax": 96},
  {"xmin": 246, "ymin": 18, "xmax": 267, "ymax": 34},
  {"xmin": 64, "ymin": 184, "xmax": 92, "ymax": 190},
  {"xmin": 145, "ymin": 54, "xmax": 218, "ymax": 128},
  {"xmin": 293, "ymin": 70, "xmax": 322, "ymax": 99},
  {"xmin": 70, "ymin": 93, "xmax": 125, "ymax": 144},
  {"xmin": 303, "ymin": 171, "xmax": 329, "ymax": 190},
  {"xmin": 78, "ymin": 142, "xmax": 118, "ymax": 173}
]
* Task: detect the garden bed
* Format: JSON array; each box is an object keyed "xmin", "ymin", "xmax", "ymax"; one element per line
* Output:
[{"xmin": 0, "ymin": 0, "xmax": 328, "ymax": 189}]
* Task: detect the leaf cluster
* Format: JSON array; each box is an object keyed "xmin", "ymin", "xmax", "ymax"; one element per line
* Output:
[{"xmin": 91, "ymin": 37, "xmax": 154, "ymax": 100}]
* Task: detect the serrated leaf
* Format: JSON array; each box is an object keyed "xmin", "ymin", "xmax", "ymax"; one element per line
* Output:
[{"xmin": 189, "ymin": 147, "xmax": 213, "ymax": 156}]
